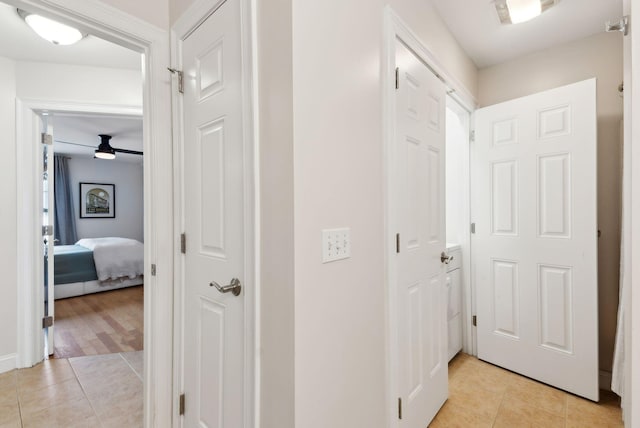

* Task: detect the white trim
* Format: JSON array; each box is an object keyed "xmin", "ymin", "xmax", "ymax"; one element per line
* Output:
[
  {"xmin": 383, "ymin": 7, "xmax": 477, "ymax": 428},
  {"xmin": 9, "ymin": 1, "xmax": 173, "ymax": 427},
  {"xmin": 249, "ymin": 0, "xmax": 261, "ymax": 425},
  {"xmin": 171, "ymin": 0, "xmax": 258, "ymax": 427},
  {"xmin": 16, "ymin": 99, "xmax": 144, "ymax": 368},
  {"xmin": 445, "ymin": 96, "xmax": 474, "ymax": 355},
  {"xmin": 630, "ymin": 0, "xmax": 640, "ymax": 424},
  {"xmin": 0, "ymin": 354, "xmax": 17, "ymax": 374}
]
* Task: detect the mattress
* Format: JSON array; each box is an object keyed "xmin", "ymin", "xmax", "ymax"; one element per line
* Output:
[{"xmin": 53, "ymin": 245, "xmax": 98, "ymax": 285}]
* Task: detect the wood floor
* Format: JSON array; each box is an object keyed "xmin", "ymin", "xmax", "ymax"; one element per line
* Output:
[{"xmin": 52, "ymin": 286, "xmax": 143, "ymax": 359}]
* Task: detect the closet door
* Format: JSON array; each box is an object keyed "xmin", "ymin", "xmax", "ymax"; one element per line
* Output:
[{"xmin": 394, "ymin": 39, "xmax": 448, "ymax": 427}]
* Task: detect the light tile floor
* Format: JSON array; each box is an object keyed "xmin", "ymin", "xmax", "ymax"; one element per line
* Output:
[
  {"xmin": 431, "ymin": 352, "xmax": 624, "ymax": 427},
  {"xmin": 0, "ymin": 352, "xmax": 143, "ymax": 428},
  {"xmin": 0, "ymin": 351, "xmax": 623, "ymax": 427}
]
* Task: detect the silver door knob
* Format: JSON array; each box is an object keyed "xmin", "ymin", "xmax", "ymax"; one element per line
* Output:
[
  {"xmin": 440, "ymin": 252, "xmax": 454, "ymax": 264},
  {"xmin": 210, "ymin": 278, "xmax": 242, "ymax": 296}
]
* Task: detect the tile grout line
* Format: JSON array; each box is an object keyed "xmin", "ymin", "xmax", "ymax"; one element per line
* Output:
[
  {"xmin": 119, "ymin": 352, "xmax": 143, "ymax": 382},
  {"xmin": 15, "ymin": 371, "xmax": 24, "ymax": 428},
  {"xmin": 68, "ymin": 357, "xmax": 105, "ymax": 428}
]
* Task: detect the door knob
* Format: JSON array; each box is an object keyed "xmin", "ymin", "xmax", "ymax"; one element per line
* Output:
[
  {"xmin": 441, "ymin": 252, "xmax": 454, "ymax": 264},
  {"xmin": 210, "ymin": 278, "xmax": 242, "ymax": 296}
]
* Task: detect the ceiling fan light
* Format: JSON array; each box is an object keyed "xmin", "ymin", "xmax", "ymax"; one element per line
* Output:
[
  {"xmin": 94, "ymin": 151, "xmax": 116, "ymax": 160},
  {"xmin": 506, "ymin": 0, "xmax": 542, "ymax": 24},
  {"xmin": 20, "ymin": 10, "xmax": 84, "ymax": 45},
  {"xmin": 95, "ymin": 137, "xmax": 116, "ymax": 160}
]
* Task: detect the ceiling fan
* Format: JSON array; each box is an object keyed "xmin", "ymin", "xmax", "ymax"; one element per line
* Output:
[{"xmin": 55, "ymin": 134, "xmax": 143, "ymax": 160}]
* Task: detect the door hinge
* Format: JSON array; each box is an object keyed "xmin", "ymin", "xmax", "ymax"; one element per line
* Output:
[
  {"xmin": 167, "ymin": 68, "xmax": 184, "ymax": 94},
  {"xmin": 151, "ymin": 264, "xmax": 157, "ymax": 276},
  {"xmin": 395, "ymin": 67, "xmax": 399, "ymax": 90},
  {"xmin": 398, "ymin": 397, "xmax": 402, "ymax": 420},
  {"xmin": 471, "ymin": 223, "xmax": 476, "ymax": 234},
  {"xmin": 180, "ymin": 233, "xmax": 186, "ymax": 254},
  {"xmin": 470, "ymin": 130, "xmax": 475, "ymax": 142},
  {"xmin": 179, "ymin": 393, "xmax": 185, "ymax": 415},
  {"xmin": 396, "ymin": 233, "xmax": 400, "ymax": 253},
  {"xmin": 472, "ymin": 315, "xmax": 477, "ymax": 327},
  {"xmin": 42, "ymin": 225, "xmax": 53, "ymax": 236},
  {"xmin": 41, "ymin": 133, "xmax": 53, "ymax": 145},
  {"xmin": 42, "ymin": 316, "xmax": 53, "ymax": 328}
]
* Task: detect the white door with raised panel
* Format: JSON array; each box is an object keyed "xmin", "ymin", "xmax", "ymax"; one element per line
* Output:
[
  {"xmin": 181, "ymin": 0, "xmax": 246, "ymax": 426},
  {"xmin": 473, "ymin": 79, "xmax": 598, "ymax": 401},
  {"xmin": 394, "ymin": 40, "xmax": 448, "ymax": 427}
]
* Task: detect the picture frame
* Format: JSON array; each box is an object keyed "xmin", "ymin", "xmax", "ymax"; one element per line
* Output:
[{"xmin": 79, "ymin": 182, "xmax": 116, "ymax": 218}]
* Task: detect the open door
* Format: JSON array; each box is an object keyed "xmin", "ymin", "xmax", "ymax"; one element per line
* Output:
[
  {"xmin": 394, "ymin": 39, "xmax": 449, "ymax": 426},
  {"xmin": 42, "ymin": 118, "xmax": 55, "ymax": 355},
  {"xmin": 472, "ymin": 79, "xmax": 599, "ymax": 401}
]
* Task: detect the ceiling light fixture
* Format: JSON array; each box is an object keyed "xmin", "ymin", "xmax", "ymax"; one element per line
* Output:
[
  {"xmin": 94, "ymin": 134, "xmax": 143, "ymax": 160},
  {"xmin": 495, "ymin": 0, "xmax": 560, "ymax": 25},
  {"xmin": 17, "ymin": 9, "xmax": 85, "ymax": 45},
  {"xmin": 95, "ymin": 135, "xmax": 116, "ymax": 160}
]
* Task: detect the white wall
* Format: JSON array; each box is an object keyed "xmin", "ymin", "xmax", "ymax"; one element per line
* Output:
[
  {"xmin": 102, "ymin": 0, "xmax": 169, "ymax": 29},
  {"xmin": 0, "ymin": 57, "xmax": 17, "ymax": 364},
  {"xmin": 0, "ymin": 57, "xmax": 142, "ymax": 366},
  {"xmin": 67, "ymin": 158, "xmax": 144, "ymax": 242},
  {"xmin": 478, "ymin": 32, "xmax": 623, "ymax": 374},
  {"xmin": 256, "ymin": 0, "xmax": 295, "ymax": 426},
  {"xmin": 446, "ymin": 105, "xmax": 467, "ymax": 245},
  {"xmin": 16, "ymin": 61, "xmax": 142, "ymax": 106}
]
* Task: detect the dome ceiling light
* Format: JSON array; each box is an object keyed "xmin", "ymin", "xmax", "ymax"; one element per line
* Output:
[
  {"xmin": 494, "ymin": 0, "xmax": 560, "ymax": 25},
  {"xmin": 17, "ymin": 9, "xmax": 86, "ymax": 45}
]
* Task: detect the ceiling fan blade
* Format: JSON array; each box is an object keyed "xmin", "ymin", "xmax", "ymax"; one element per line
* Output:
[
  {"xmin": 113, "ymin": 147, "xmax": 144, "ymax": 156},
  {"xmin": 54, "ymin": 139, "xmax": 96, "ymax": 149}
]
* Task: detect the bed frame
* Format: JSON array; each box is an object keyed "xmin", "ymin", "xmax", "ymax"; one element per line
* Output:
[{"xmin": 54, "ymin": 276, "xmax": 144, "ymax": 300}]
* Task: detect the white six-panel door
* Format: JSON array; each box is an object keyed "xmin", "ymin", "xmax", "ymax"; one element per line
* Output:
[
  {"xmin": 394, "ymin": 40, "xmax": 448, "ymax": 427},
  {"xmin": 473, "ymin": 79, "xmax": 599, "ymax": 401},
  {"xmin": 181, "ymin": 0, "xmax": 246, "ymax": 426}
]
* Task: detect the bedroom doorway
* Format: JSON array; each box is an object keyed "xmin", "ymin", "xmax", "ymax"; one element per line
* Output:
[{"xmin": 44, "ymin": 112, "xmax": 146, "ymax": 360}]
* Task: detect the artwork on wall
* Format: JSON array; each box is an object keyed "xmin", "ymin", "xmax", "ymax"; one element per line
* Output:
[{"xmin": 79, "ymin": 182, "xmax": 116, "ymax": 218}]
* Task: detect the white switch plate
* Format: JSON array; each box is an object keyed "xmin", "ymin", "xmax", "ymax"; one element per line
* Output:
[{"xmin": 322, "ymin": 228, "xmax": 351, "ymax": 263}]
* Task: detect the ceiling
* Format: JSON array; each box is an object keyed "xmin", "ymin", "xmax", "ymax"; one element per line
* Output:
[
  {"xmin": 430, "ymin": 0, "xmax": 623, "ymax": 68},
  {"xmin": 0, "ymin": 2, "xmax": 140, "ymax": 70},
  {"xmin": 53, "ymin": 114, "xmax": 143, "ymax": 164}
]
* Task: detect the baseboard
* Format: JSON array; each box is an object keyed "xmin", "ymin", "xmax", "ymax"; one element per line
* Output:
[
  {"xmin": 0, "ymin": 354, "xmax": 16, "ymax": 374},
  {"xmin": 600, "ymin": 370, "xmax": 612, "ymax": 392}
]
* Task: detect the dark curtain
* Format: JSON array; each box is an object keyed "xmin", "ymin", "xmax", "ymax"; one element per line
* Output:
[{"xmin": 54, "ymin": 155, "xmax": 78, "ymax": 245}]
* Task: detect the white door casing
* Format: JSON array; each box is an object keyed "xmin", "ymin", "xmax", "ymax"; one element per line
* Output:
[
  {"xmin": 180, "ymin": 0, "xmax": 247, "ymax": 426},
  {"xmin": 394, "ymin": 39, "xmax": 448, "ymax": 426},
  {"xmin": 473, "ymin": 79, "xmax": 598, "ymax": 401},
  {"xmin": 43, "ymin": 119, "xmax": 55, "ymax": 354}
]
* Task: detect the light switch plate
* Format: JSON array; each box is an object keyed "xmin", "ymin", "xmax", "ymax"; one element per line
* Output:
[{"xmin": 322, "ymin": 228, "xmax": 351, "ymax": 263}]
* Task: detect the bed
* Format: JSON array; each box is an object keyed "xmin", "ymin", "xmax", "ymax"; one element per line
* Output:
[{"xmin": 51, "ymin": 237, "xmax": 144, "ymax": 300}]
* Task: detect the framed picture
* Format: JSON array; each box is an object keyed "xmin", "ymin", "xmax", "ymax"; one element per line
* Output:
[{"xmin": 79, "ymin": 182, "xmax": 116, "ymax": 218}]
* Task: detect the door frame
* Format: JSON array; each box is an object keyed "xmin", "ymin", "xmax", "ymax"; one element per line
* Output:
[
  {"xmin": 382, "ymin": 7, "xmax": 476, "ymax": 427},
  {"xmin": 445, "ymin": 95, "xmax": 475, "ymax": 355},
  {"xmin": 170, "ymin": 0, "xmax": 257, "ymax": 426},
  {"xmin": 11, "ymin": 0, "xmax": 173, "ymax": 426},
  {"xmin": 16, "ymin": 99, "xmax": 142, "ymax": 365}
]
